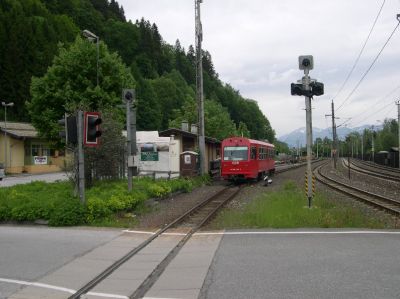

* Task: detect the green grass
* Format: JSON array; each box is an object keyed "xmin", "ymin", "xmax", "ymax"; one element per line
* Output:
[{"xmin": 213, "ymin": 181, "xmax": 389, "ymax": 229}]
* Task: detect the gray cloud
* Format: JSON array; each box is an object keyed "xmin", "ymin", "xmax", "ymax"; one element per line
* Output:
[{"xmin": 119, "ymin": 0, "xmax": 400, "ymax": 136}]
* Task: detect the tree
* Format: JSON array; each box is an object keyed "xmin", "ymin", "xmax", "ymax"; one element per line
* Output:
[
  {"xmin": 28, "ymin": 35, "xmax": 135, "ymax": 143},
  {"xmin": 0, "ymin": 0, "xmax": 78, "ymax": 120},
  {"xmin": 150, "ymin": 73, "xmax": 185, "ymax": 129},
  {"xmin": 85, "ymin": 109, "xmax": 126, "ymax": 184},
  {"xmin": 169, "ymin": 99, "xmax": 237, "ymax": 140},
  {"xmin": 237, "ymin": 121, "xmax": 250, "ymax": 138},
  {"xmin": 274, "ymin": 140, "xmax": 290, "ymax": 155}
]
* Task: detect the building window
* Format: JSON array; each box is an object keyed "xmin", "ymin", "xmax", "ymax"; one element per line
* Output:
[
  {"xmin": 30, "ymin": 144, "xmax": 51, "ymax": 156},
  {"xmin": 42, "ymin": 147, "xmax": 50, "ymax": 156},
  {"xmin": 251, "ymin": 146, "xmax": 257, "ymax": 160},
  {"xmin": 31, "ymin": 144, "xmax": 40, "ymax": 156}
]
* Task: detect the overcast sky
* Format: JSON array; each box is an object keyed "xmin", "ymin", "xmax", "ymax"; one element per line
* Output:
[{"xmin": 118, "ymin": 0, "xmax": 400, "ymax": 137}]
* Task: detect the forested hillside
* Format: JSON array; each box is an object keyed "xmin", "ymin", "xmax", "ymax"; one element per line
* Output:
[{"xmin": 0, "ymin": 0, "xmax": 275, "ymax": 141}]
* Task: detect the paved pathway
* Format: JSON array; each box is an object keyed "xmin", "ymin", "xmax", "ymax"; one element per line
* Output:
[{"xmin": 0, "ymin": 172, "xmax": 68, "ymax": 187}]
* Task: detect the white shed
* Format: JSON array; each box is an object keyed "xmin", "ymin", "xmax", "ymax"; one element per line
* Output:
[{"xmin": 133, "ymin": 131, "xmax": 180, "ymax": 178}]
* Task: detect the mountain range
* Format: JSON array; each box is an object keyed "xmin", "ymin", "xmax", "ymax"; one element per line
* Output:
[{"xmin": 278, "ymin": 125, "xmax": 381, "ymax": 148}]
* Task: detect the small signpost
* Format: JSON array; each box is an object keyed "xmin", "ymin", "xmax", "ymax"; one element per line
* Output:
[{"xmin": 141, "ymin": 152, "xmax": 159, "ymax": 161}]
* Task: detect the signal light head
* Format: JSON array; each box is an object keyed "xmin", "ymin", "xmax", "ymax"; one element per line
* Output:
[
  {"xmin": 310, "ymin": 82, "xmax": 324, "ymax": 96},
  {"xmin": 291, "ymin": 83, "xmax": 303, "ymax": 96},
  {"xmin": 84, "ymin": 112, "xmax": 102, "ymax": 147}
]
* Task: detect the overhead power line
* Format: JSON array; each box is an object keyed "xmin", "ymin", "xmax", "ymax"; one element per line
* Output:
[
  {"xmin": 346, "ymin": 99, "xmax": 397, "ymax": 128},
  {"xmin": 333, "ymin": 0, "xmax": 386, "ymax": 101},
  {"xmin": 339, "ymin": 84, "xmax": 400, "ymax": 127},
  {"xmin": 336, "ymin": 19, "xmax": 400, "ymax": 112}
]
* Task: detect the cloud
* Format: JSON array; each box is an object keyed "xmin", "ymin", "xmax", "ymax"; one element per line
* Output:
[{"xmin": 119, "ymin": 0, "xmax": 400, "ymax": 136}]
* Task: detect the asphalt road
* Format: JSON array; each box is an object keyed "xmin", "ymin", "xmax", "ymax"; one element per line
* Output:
[
  {"xmin": 2, "ymin": 227, "xmax": 400, "ymax": 299},
  {"xmin": 0, "ymin": 226, "xmax": 122, "ymax": 299},
  {"xmin": 200, "ymin": 230, "xmax": 400, "ymax": 299},
  {"xmin": 0, "ymin": 172, "xmax": 68, "ymax": 187}
]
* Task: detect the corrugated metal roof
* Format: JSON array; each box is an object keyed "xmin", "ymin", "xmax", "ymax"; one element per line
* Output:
[
  {"xmin": 159, "ymin": 128, "xmax": 220, "ymax": 144},
  {"xmin": 0, "ymin": 121, "xmax": 38, "ymax": 138}
]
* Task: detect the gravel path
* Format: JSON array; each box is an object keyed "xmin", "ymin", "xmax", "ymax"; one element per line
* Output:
[
  {"xmin": 321, "ymin": 158, "xmax": 399, "ymax": 201},
  {"xmin": 133, "ymin": 183, "xmax": 227, "ymax": 230}
]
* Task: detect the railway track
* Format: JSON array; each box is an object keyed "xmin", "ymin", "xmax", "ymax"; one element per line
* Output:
[
  {"xmin": 343, "ymin": 158, "xmax": 400, "ymax": 183},
  {"xmin": 353, "ymin": 159, "xmax": 400, "ymax": 175},
  {"xmin": 275, "ymin": 159, "xmax": 322, "ymax": 174},
  {"xmin": 314, "ymin": 162, "xmax": 400, "ymax": 217},
  {"xmin": 68, "ymin": 185, "xmax": 241, "ymax": 299}
]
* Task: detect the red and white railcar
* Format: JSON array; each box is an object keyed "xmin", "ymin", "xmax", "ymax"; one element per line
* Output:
[{"xmin": 221, "ymin": 137, "xmax": 275, "ymax": 181}]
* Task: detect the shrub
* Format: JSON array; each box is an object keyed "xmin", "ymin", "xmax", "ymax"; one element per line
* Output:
[
  {"xmin": 147, "ymin": 184, "xmax": 170, "ymax": 198},
  {"xmin": 48, "ymin": 198, "xmax": 86, "ymax": 226},
  {"xmin": 0, "ymin": 175, "xmax": 208, "ymax": 226},
  {"xmin": 86, "ymin": 197, "xmax": 113, "ymax": 223}
]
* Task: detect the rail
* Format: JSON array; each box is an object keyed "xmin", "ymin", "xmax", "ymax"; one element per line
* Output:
[
  {"xmin": 343, "ymin": 159, "xmax": 400, "ymax": 183},
  {"xmin": 68, "ymin": 185, "xmax": 240, "ymax": 299},
  {"xmin": 314, "ymin": 162, "xmax": 400, "ymax": 217}
]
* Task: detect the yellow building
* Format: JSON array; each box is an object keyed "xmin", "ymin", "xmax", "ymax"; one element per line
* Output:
[{"xmin": 0, "ymin": 122, "xmax": 63, "ymax": 174}]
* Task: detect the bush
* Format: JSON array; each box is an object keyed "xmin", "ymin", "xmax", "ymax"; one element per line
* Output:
[
  {"xmin": 147, "ymin": 184, "xmax": 167, "ymax": 198},
  {"xmin": 0, "ymin": 175, "xmax": 209, "ymax": 226},
  {"xmin": 49, "ymin": 198, "xmax": 86, "ymax": 226}
]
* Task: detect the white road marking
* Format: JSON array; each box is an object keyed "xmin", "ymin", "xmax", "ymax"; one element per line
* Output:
[
  {"xmin": 122, "ymin": 229, "xmax": 400, "ymax": 237},
  {"xmin": 122, "ymin": 230, "xmax": 187, "ymax": 236},
  {"xmin": 0, "ymin": 278, "xmax": 75, "ymax": 294},
  {"xmin": 87, "ymin": 291, "xmax": 129, "ymax": 299},
  {"xmin": 194, "ymin": 230, "xmax": 400, "ymax": 235},
  {"xmin": 0, "ymin": 278, "xmax": 129, "ymax": 298},
  {"xmin": 122, "ymin": 229, "xmax": 157, "ymax": 235}
]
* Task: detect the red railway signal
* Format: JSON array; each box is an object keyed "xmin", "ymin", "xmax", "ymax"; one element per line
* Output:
[{"xmin": 84, "ymin": 112, "xmax": 102, "ymax": 147}]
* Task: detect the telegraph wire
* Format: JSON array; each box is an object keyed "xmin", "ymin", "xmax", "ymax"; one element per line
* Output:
[
  {"xmin": 336, "ymin": 19, "xmax": 400, "ymax": 112},
  {"xmin": 338, "ymin": 84, "xmax": 400, "ymax": 128},
  {"xmin": 346, "ymin": 99, "xmax": 397, "ymax": 128},
  {"xmin": 333, "ymin": 0, "xmax": 386, "ymax": 102}
]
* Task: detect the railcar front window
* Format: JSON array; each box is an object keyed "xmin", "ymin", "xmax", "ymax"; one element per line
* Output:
[{"xmin": 224, "ymin": 146, "xmax": 248, "ymax": 161}]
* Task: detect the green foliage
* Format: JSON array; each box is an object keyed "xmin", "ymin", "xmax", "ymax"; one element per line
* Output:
[
  {"xmin": 48, "ymin": 198, "xmax": 86, "ymax": 226},
  {"xmin": 274, "ymin": 140, "xmax": 290, "ymax": 154},
  {"xmin": 0, "ymin": 175, "xmax": 210, "ymax": 226},
  {"xmin": 0, "ymin": 181, "xmax": 83, "ymax": 226},
  {"xmin": 169, "ymin": 99, "xmax": 237, "ymax": 140},
  {"xmin": 28, "ymin": 36, "xmax": 135, "ymax": 142},
  {"xmin": 343, "ymin": 118, "xmax": 398, "ymax": 154},
  {"xmin": 0, "ymin": 0, "xmax": 78, "ymax": 120}
]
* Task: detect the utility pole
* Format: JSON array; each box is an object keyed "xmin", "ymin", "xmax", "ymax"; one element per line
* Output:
[
  {"xmin": 291, "ymin": 55, "xmax": 324, "ymax": 208},
  {"xmin": 325, "ymin": 101, "xmax": 338, "ymax": 168},
  {"xmin": 397, "ymin": 101, "xmax": 400, "ymax": 169},
  {"xmin": 195, "ymin": 0, "xmax": 206, "ymax": 175},
  {"xmin": 351, "ymin": 139, "xmax": 354, "ymax": 158},
  {"xmin": 303, "ymin": 67, "xmax": 313, "ymax": 208},
  {"xmin": 371, "ymin": 125, "xmax": 375, "ymax": 162},
  {"xmin": 123, "ymin": 89, "xmax": 136, "ymax": 191},
  {"xmin": 77, "ymin": 110, "xmax": 85, "ymax": 204},
  {"xmin": 361, "ymin": 132, "xmax": 364, "ymax": 161},
  {"xmin": 332, "ymin": 101, "xmax": 337, "ymax": 168}
]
